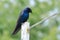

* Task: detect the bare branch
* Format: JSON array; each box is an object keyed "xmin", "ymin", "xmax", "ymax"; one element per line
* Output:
[{"xmin": 30, "ymin": 13, "xmax": 58, "ymax": 29}]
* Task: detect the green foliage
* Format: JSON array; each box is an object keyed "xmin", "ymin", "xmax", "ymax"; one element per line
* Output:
[{"xmin": 0, "ymin": 0, "xmax": 60, "ymax": 40}]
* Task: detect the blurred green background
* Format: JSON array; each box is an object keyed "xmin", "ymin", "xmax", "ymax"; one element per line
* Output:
[{"xmin": 0, "ymin": 0, "xmax": 60, "ymax": 40}]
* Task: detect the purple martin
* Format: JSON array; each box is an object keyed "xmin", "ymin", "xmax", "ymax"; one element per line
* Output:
[{"xmin": 12, "ymin": 7, "xmax": 32, "ymax": 35}]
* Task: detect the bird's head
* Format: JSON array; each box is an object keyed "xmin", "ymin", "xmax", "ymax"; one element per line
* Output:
[{"xmin": 25, "ymin": 7, "xmax": 32, "ymax": 13}]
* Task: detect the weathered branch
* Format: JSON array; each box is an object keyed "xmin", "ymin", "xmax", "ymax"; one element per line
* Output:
[{"xmin": 30, "ymin": 13, "xmax": 58, "ymax": 29}]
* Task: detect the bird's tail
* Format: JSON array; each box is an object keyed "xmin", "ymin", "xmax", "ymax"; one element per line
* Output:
[{"xmin": 12, "ymin": 23, "xmax": 21, "ymax": 35}]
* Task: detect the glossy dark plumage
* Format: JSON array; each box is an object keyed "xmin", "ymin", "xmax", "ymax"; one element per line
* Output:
[{"xmin": 12, "ymin": 7, "xmax": 32, "ymax": 35}]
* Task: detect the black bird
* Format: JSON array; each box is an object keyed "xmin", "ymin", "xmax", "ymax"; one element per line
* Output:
[{"xmin": 12, "ymin": 7, "xmax": 32, "ymax": 35}]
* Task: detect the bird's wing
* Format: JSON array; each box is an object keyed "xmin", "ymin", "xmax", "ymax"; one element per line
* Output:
[{"xmin": 12, "ymin": 11, "xmax": 23, "ymax": 35}]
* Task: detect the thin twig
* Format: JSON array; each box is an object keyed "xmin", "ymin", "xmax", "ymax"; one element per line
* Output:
[{"xmin": 30, "ymin": 13, "xmax": 58, "ymax": 29}]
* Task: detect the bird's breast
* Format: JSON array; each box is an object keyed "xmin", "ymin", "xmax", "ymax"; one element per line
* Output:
[{"xmin": 20, "ymin": 13, "xmax": 29, "ymax": 23}]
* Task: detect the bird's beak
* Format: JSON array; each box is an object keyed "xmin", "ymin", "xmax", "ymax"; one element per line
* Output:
[{"xmin": 30, "ymin": 10, "xmax": 32, "ymax": 13}]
